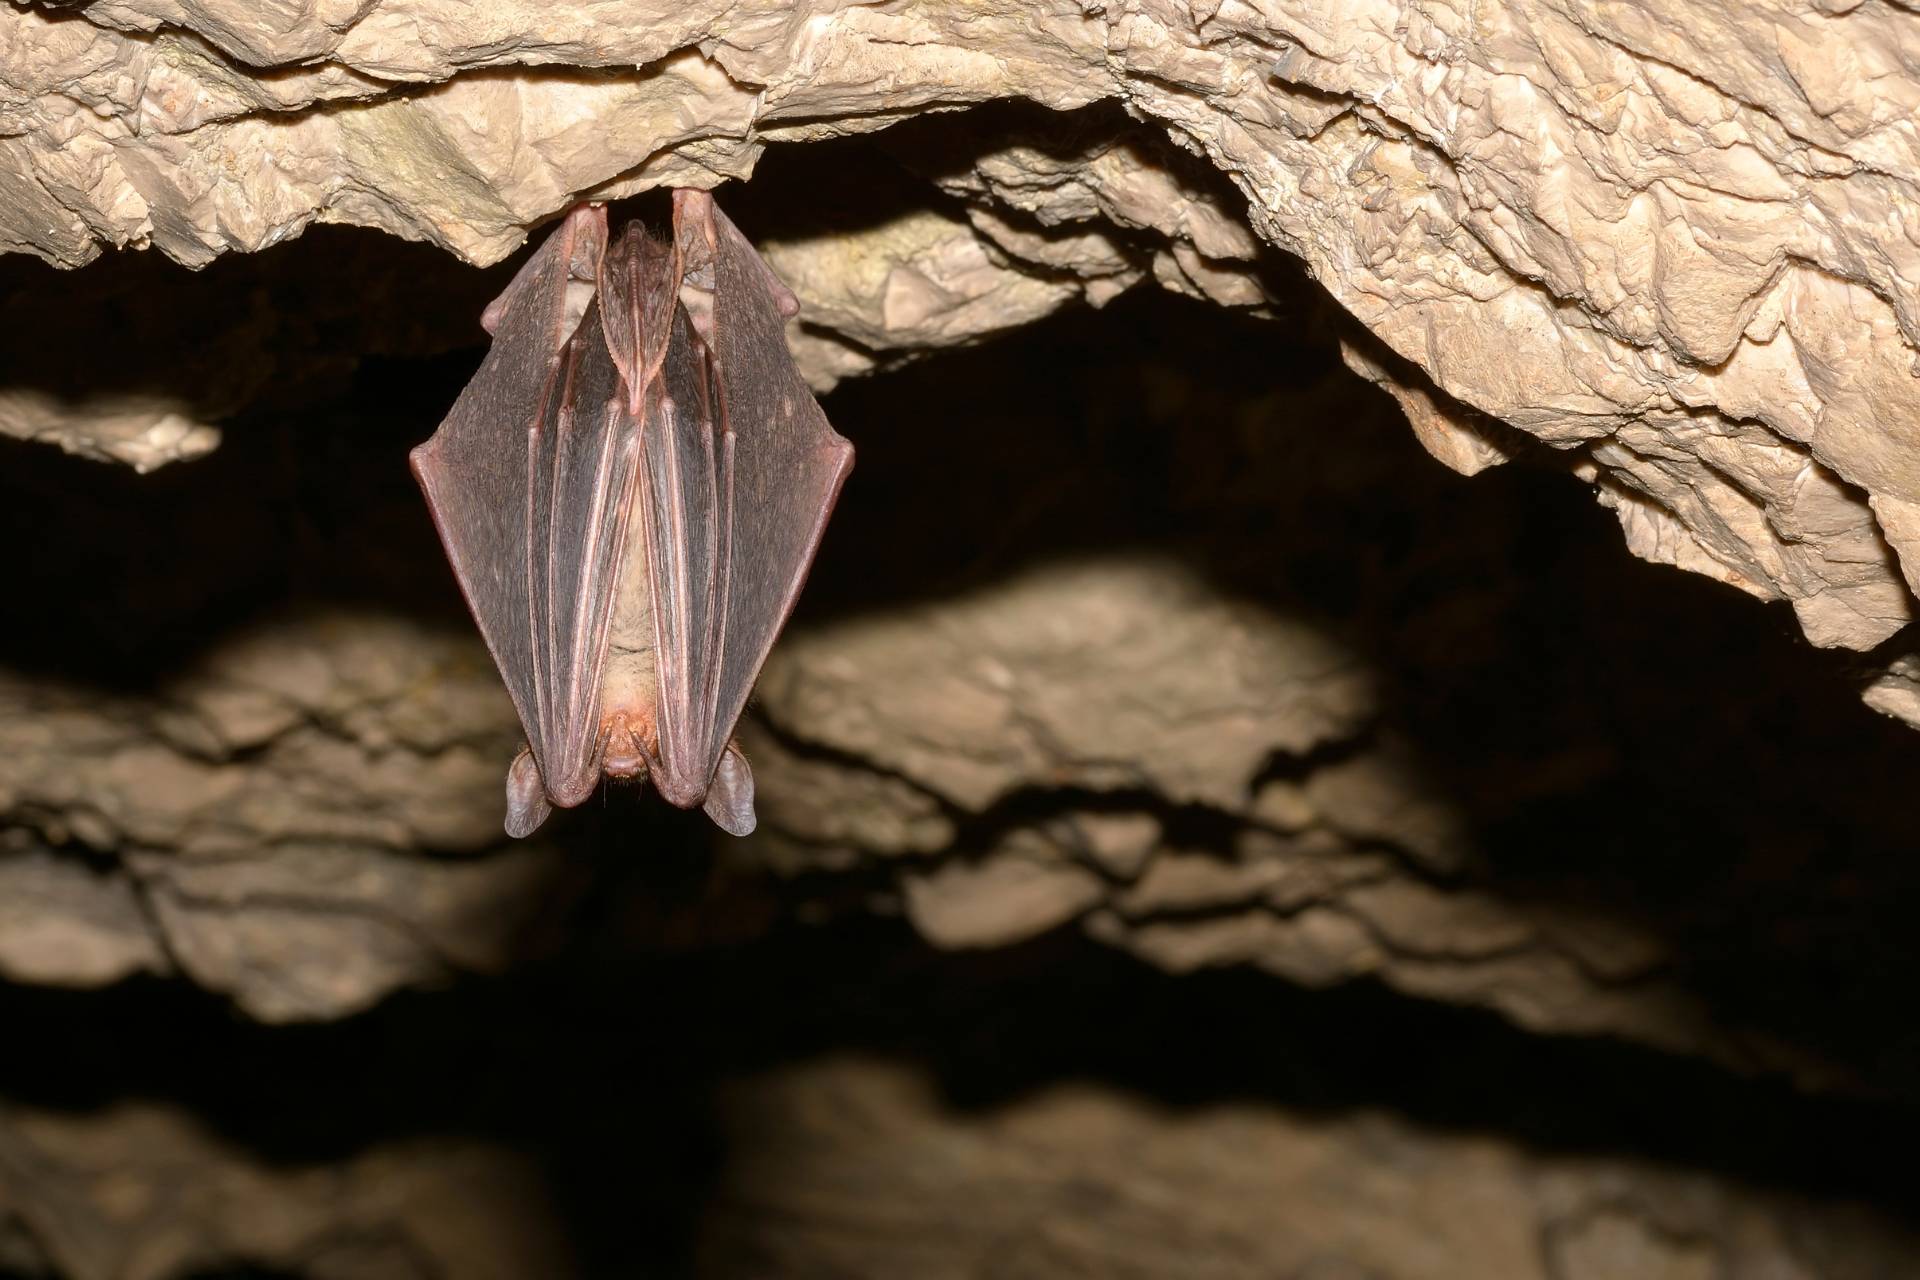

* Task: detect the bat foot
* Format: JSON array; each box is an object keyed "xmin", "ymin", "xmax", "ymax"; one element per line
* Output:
[
  {"xmin": 505, "ymin": 745, "xmax": 554, "ymax": 838},
  {"xmin": 701, "ymin": 744, "xmax": 756, "ymax": 836}
]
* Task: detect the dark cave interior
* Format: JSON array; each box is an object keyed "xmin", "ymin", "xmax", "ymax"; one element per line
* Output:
[{"xmin": 1, "ymin": 122, "xmax": 1917, "ymax": 1276}]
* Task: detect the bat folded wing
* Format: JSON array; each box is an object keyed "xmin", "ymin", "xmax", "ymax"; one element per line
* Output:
[
  {"xmin": 629, "ymin": 193, "xmax": 855, "ymax": 811},
  {"xmin": 416, "ymin": 196, "xmax": 852, "ymax": 839},
  {"xmin": 411, "ymin": 206, "xmax": 643, "ymax": 827}
]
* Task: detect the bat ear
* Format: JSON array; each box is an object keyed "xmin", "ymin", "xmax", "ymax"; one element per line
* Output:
[
  {"xmin": 702, "ymin": 745, "xmax": 757, "ymax": 836},
  {"xmin": 505, "ymin": 745, "xmax": 555, "ymax": 838}
]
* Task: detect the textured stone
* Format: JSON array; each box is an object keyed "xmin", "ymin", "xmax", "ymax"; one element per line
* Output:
[
  {"xmin": 697, "ymin": 1056, "xmax": 1919, "ymax": 1279},
  {"xmin": 759, "ymin": 557, "xmax": 1377, "ymax": 815},
  {"xmin": 0, "ymin": 1102, "xmax": 571, "ymax": 1280},
  {"xmin": 902, "ymin": 831, "xmax": 1108, "ymax": 948},
  {"xmin": 0, "ymin": 845, "xmax": 168, "ymax": 988},
  {"xmin": 2, "ymin": 273, "xmax": 1913, "ymax": 1095},
  {"xmin": 3, "ymin": 19, "xmax": 1918, "ymax": 1260},
  {"xmin": 0, "ymin": 391, "xmax": 219, "ymax": 472},
  {"xmin": 0, "ymin": 612, "xmax": 585, "ymax": 1020},
  {"xmin": 2, "ymin": 0, "xmax": 1918, "ymax": 671},
  {"xmin": 1861, "ymin": 653, "xmax": 1920, "ymax": 730}
]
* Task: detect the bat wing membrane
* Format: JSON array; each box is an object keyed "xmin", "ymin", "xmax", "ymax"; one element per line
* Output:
[
  {"xmin": 692, "ymin": 196, "xmax": 854, "ymax": 785},
  {"xmin": 643, "ymin": 301, "xmax": 731, "ymax": 806},
  {"xmin": 420, "ymin": 196, "xmax": 851, "ymax": 835},
  {"xmin": 411, "ymin": 206, "xmax": 641, "ymax": 816},
  {"xmin": 522, "ymin": 300, "xmax": 638, "ymax": 805},
  {"xmin": 641, "ymin": 192, "xmax": 854, "ymax": 807}
]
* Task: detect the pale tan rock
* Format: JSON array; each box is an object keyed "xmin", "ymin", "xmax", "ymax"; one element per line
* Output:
[
  {"xmin": 1091, "ymin": 905, "xmax": 1386, "ymax": 988},
  {"xmin": 758, "ymin": 205, "xmax": 1086, "ymax": 384},
  {"xmin": 1244, "ymin": 829, "xmax": 1390, "ymax": 912},
  {"xmin": 1528, "ymin": 908, "xmax": 1670, "ymax": 986},
  {"xmin": 1862, "ymin": 653, "xmax": 1920, "ymax": 730},
  {"xmin": 1110, "ymin": 846, "xmax": 1293, "ymax": 917},
  {"xmin": 1248, "ymin": 778, "xmax": 1316, "ymax": 832},
  {"xmin": 0, "ymin": 1102, "xmax": 571, "ymax": 1280},
  {"xmin": 1302, "ymin": 737, "xmax": 1475, "ymax": 875},
  {"xmin": 0, "ymin": 392, "xmax": 220, "ymax": 472},
  {"xmin": 742, "ymin": 725, "xmax": 957, "ymax": 859},
  {"xmin": 7, "ymin": 0, "xmax": 1920, "ymax": 671},
  {"xmin": 1342, "ymin": 880, "xmax": 1538, "ymax": 959},
  {"xmin": 1066, "ymin": 811, "xmax": 1163, "ymax": 881},
  {"xmin": 130, "ymin": 839, "xmax": 575, "ymax": 1021},
  {"xmin": 1339, "ymin": 338, "xmax": 1517, "ymax": 478},
  {"xmin": 1385, "ymin": 952, "xmax": 1716, "ymax": 1062},
  {"xmin": 4, "ymin": 14, "xmax": 1917, "ymax": 1116},
  {"xmin": 0, "ymin": 610, "xmax": 583, "ymax": 1020},
  {"xmin": 1550, "ymin": 1211, "xmax": 1718, "ymax": 1280},
  {"xmin": 0, "ymin": 613, "xmax": 517, "ymax": 855},
  {"xmin": 902, "ymin": 831, "xmax": 1108, "ymax": 948},
  {"xmin": 757, "ymin": 556, "xmax": 1377, "ymax": 815},
  {"xmin": 0, "ymin": 846, "xmax": 168, "ymax": 987},
  {"xmin": 700, "ymin": 1056, "xmax": 1918, "ymax": 1278},
  {"xmin": 0, "ymin": 505, "xmax": 1884, "ymax": 1083}
]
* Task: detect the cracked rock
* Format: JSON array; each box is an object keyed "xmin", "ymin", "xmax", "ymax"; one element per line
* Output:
[
  {"xmin": 699, "ymin": 1055, "xmax": 1920, "ymax": 1279},
  {"xmin": 0, "ymin": 1102, "xmax": 571, "ymax": 1280},
  {"xmin": 0, "ymin": 611, "xmax": 586, "ymax": 1020},
  {"xmin": 4, "ymin": 0, "xmax": 1920, "ymax": 682},
  {"xmin": 2, "ymin": 23, "xmax": 1918, "ymax": 1255}
]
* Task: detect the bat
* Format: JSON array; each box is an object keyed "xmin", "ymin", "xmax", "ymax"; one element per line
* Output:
[{"xmin": 410, "ymin": 192, "xmax": 854, "ymax": 838}]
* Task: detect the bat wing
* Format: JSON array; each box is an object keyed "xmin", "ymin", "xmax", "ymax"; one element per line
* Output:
[
  {"xmin": 518, "ymin": 298, "xmax": 639, "ymax": 811},
  {"xmin": 600, "ymin": 192, "xmax": 854, "ymax": 816},
  {"xmin": 411, "ymin": 205, "xmax": 642, "ymax": 834}
]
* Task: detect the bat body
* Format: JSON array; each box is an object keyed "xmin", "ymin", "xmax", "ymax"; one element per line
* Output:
[{"xmin": 411, "ymin": 193, "xmax": 854, "ymax": 837}]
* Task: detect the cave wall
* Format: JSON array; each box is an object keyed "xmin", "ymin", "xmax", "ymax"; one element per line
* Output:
[
  {"xmin": 7, "ymin": 0, "xmax": 1920, "ymax": 679},
  {"xmin": 3, "ymin": 230, "xmax": 1918, "ymax": 1268},
  {"xmin": 3, "ymin": 2, "xmax": 1920, "ymax": 1274}
]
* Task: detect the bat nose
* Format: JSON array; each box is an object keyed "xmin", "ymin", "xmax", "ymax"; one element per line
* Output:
[{"xmin": 600, "ymin": 715, "xmax": 652, "ymax": 779}]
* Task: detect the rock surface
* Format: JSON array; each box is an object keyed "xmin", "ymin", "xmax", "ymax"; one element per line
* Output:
[
  {"xmin": 698, "ymin": 1055, "xmax": 1920, "ymax": 1280},
  {"xmin": 5, "ymin": 0, "xmax": 1920, "ymax": 673},
  {"xmin": 4, "ymin": 937, "xmax": 1913, "ymax": 1278},
  {"xmin": 3, "ymin": 3, "xmax": 1918, "ymax": 1268},
  {"xmin": 0, "ymin": 611, "xmax": 585, "ymax": 1021},
  {"xmin": 3, "ymin": 288, "xmax": 1915, "ymax": 1106},
  {"xmin": 0, "ymin": 1102, "xmax": 572, "ymax": 1279}
]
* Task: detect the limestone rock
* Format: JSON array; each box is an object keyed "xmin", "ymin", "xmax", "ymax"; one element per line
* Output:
[
  {"xmin": 1861, "ymin": 652, "xmax": 1920, "ymax": 730},
  {"xmin": 0, "ymin": 612, "xmax": 586, "ymax": 1020},
  {"xmin": 2, "ymin": 277, "xmax": 1913, "ymax": 1097},
  {"xmin": 2, "ymin": 7, "xmax": 1917, "ymax": 1264},
  {"xmin": 759, "ymin": 557, "xmax": 1377, "ymax": 815},
  {"xmin": 0, "ymin": 1102, "xmax": 571, "ymax": 1279},
  {"xmin": 3, "ymin": 0, "xmax": 1919, "ymax": 671},
  {"xmin": 0, "ymin": 845, "xmax": 167, "ymax": 988},
  {"xmin": 698, "ymin": 1056, "xmax": 1920, "ymax": 1279},
  {"xmin": 0, "ymin": 391, "xmax": 219, "ymax": 473},
  {"xmin": 902, "ymin": 830, "xmax": 1109, "ymax": 949}
]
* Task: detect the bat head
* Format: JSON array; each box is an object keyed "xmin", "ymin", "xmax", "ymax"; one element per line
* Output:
[{"xmin": 599, "ymin": 711, "xmax": 655, "ymax": 783}]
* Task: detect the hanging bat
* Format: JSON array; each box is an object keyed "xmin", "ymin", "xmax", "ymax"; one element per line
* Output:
[{"xmin": 410, "ymin": 192, "xmax": 854, "ymax": 838}]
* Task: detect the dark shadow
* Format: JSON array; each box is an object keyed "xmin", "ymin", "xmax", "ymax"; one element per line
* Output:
[
  {"xmin": 798, "ymin": 282, "xmax": 1920, "ymax": 1102},
  {"xmin": 1, "ymin": 109, "xmax": 1919, "ymax": 1271},
  {"xmin": 0, "ymin": 915, "xmax": 1916, "ymax": 1275}
]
